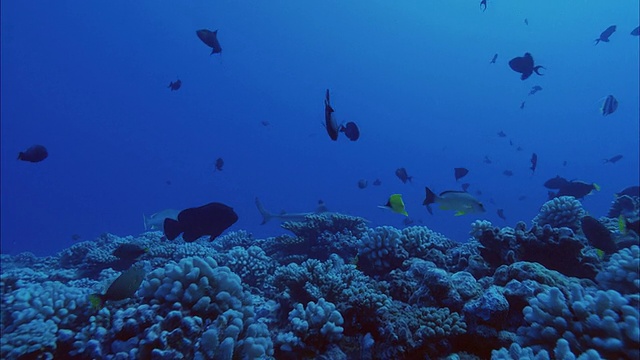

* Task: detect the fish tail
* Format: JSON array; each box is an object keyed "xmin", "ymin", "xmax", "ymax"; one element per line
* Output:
[
  {"xmin": 423, "ymin": 187, "xmax": 437, "ymax": 206},
  {"xmin": 163, "ymin": 218, "xmax": 182, "ymax": 241},
  {"xmin": 255, "ymin": 198, "xmax": 272, "ymax": 225},
  {"xmin": 593, "ymin": 183, "xmax": 601, "ymax": 191}
]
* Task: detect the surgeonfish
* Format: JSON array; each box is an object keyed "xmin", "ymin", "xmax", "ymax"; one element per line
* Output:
[
  {"xmin": 600, "ymin": 95, "xmax": 618, "ymax": 116},
  {"xmin": 454, "ymin": 167, "xmax": 469, "ymax": 181},
  {"xmin": 423, "ymin": 187, "xmax": 485, "ymax": 216},
  {"xmin": 594, "ymin": 25, "xmax": 616, "ymax": 45}
]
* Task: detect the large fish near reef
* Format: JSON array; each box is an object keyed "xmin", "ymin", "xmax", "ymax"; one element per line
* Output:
[
  {"xmin": 594, "ymin": 25, "xmax": 616, "ymax": 45},
  {"xmin": 255, "ymin": 197, "xmax": 328, "ymax": 224},
  {"xmin": 581, "ymin": 216, "xmax": 617, "ymax": 254},
  {"xmin": 423, "ymin": 187, "xmax": 485, "ymax": 216},
  {"xmin": 196, "ymin": 29, "xmax": 222, "ymax": 54},
  {"xmin": 509, "ymin": 53, "xmax": 545, "ymax": 80},
  {"xmin": 88, "ymin": 266, "xmax": 146, "ymax": 308},
  {"xmin": 164, "ymin": 202, "xmax": 238, "ymax": 242}
]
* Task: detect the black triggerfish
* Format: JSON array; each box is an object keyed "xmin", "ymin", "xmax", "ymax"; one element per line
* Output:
[{"xmin": 196, "ymin": 29, "xmax": 222, "ymax": 54}]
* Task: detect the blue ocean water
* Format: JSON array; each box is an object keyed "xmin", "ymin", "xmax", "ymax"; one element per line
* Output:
[{"xmin": 1, "ymin": 1, "xmax": 638, "ymax": 256}]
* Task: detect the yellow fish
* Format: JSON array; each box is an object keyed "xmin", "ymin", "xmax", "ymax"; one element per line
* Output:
[{"xmin": 378, "ymin": 194, "xmax": 409, "ymax": 216}]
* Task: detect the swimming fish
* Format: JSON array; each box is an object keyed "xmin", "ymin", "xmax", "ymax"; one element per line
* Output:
[
  {"xmin": 340, "ymin": 122, "xmax": 360, "ymax": 141},
  {"xmin": 497, "ymin": 209, "xmax": 506, "ymax": 220},
  {"xmin": 395, "ymin": 168, "xmax": 413, "ymax": 184},
  {"xmin": 524, "ymin": 18, "xmax": 529, "ymax": 26},
  {"xmin": 490, "ymin": 53, "xmax": 498, "ymax": 64},
  {"xmin": 594, "ymin": 25, "xmax": 616, "ymax": 45},
  {"xmin": 497, "ymin": 131, "xmax": 507, "ymax": 137},
  {"xmin": 454, "ymin": 167, "xmax": 469, "ymax": 181},
  {"xmin": 632, "ymin": 26, "xmax": 640, "ymax": 36},
  {"xmin": 550, "ymin": 181, "xmax": 600, "ymax": 200},
  {"xmin": 423, "ymin": 187, "xmax": 485, "ymax": 216},
  {"xmin": 503, "ymin": 170, "xmax": 514, "ymax": 177},
  {"xmin": 483, "ymin": 156, "xmax": 492, "ymax": 164},
  {"xmin": 164, "ymin": 202, "xmax": 238, "ymax": 242},
  {"xmin": 543, "ymin": 175, "xmax": 570, "ymax": 189},
  {"xmin": 480, "ymin": 0, "xmax": 487, "ymax": 12},
  {"xmin": 215, "ymin": 157, "xmax": 224, "ymax": 171},
  {"xmin": 509, "ymin": 52, "xmax": 545, "ymax": 80},
  {"xmin": 196, "ymin": 29, "xmax": 222, "ymax": 54},
  {"xmin": 581, "ymin": 216, "xmax": 617, "ymax": 254},
  {"xmin": 88, "ymin": 266, "xmax": 146, "ymax": 308},
  {"xmin": 461, "ymin": 183, "xmax": 471, "ymax": 192},
  {"xmin": 324, "ymin": 89, "xmax": 340, "ymax": 141},
  {"xmin": 255, "ymin": 197, "xmax": 328, "ymax": 224},
  {"xmin": 113, "ymin": 243, "xmax": 148, "ymax": 260},
  {"xmin": 600, "ymin": 95, "xmax": 618, "ymax": 116},
  {"xmin": 357, "ymin": 179, "xmax": 368, "ymax": 189},
  {"xmin": 530, "ymin": 153, "xmax": 538, "ymax": 174},
  {"xmin": 143, "ymin": 209, "xmax": 180, "ymax": 231},
  {"xmin": 615, "ymin": 186, "xmax": 639, "ymax": 198},
  {"xmin": 373, "ymin": 179, "xmax": 382, "ymax": 186},
  {"xmin": 603, "ymin": 155, "xmax": 623, "ymax": 164},
  {"xmin": 528, "ymin": 85, "xmax": 542, "ymax": 96},
  {"xmin": 18, "ymin": 145, "xmax": 48, "ymax": 163},
  {"xmin": 378, "ymin": 194, "xmax": 408, "ymax": 216},
  {"xmin": 168, "ymin": 79, "xmax": 181, "ymax": 91},
  {"xmin": 520, "ymin": 101, "xmax": 526, "ymax": 109},
  {"xmin": 261, "ymin": 120, "xmax": 270, "ymax": 127}
]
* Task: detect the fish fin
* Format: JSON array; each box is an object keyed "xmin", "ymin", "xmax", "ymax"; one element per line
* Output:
[
  {"xmin": 454, "ymin": 211, "xmax": 466, "ymax": 216},
  {"xmin": 423, "ymin": 187, "xmax": 437, "ymax": 206},
  {"xmin": 401, "ymin": 210, "xmax": 409, "ymax": 217},
  {"xmin": 163, "ymin": 218, "xmax": 182, "ymax": 241},
  {"xmin": 593, "ymin": 183, "xmax": 601, "ymax": 191},
  {"xmin": 255, "ymin": 198, "xmax": 272, "ymax": 225},
  {"xmin": 426, "ymin": 205, "xmax": 433, "ymax": 215}
]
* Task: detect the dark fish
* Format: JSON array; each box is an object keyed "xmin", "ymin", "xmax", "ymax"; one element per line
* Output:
[
  {"xmin": 324, "ymin": 89, "xmax": 339, "ymax": 141},
  {"xmin": 544, "ymin": 175, "xmax": 570, "ymax": 189},
  {"xmin": 509, "ymin": 52, "xmax": 545, "ymax": 80},
  {"xmin": 357, "ymin": 179, "xmax": 368, "ymax": 189},
  {"xmin": 603, "ymin": 155, "xmax": 623, "ymax": 164},
  {"xmin": 600, "ymin": 95, "xmax": 618, "ymax": 116},
  {"xmin": 261, "ymin": 120, "xmax": 270, "ymax": 126},
  {"xmin": 518, "ymin": 195, "xmax": 527, "ymax": 201},
  {"xmin": 340, "ymin": 122, "xmax": 360, "ymax": 141},
  {"xmin": 530, "ymin": 153, "xmax": 538, "ymax": 174},
  {"xmin": 563, "ymin": 160, "xmax": 568, "ymax": 166},
  {"xmin": 483, "ymin": 155, "xmax": 492, "ymax": 164},
  {"xmin": 196, "ymin": 29, "xmax": 222, "ymax": 54},
  {"xmin": 89, "ymin": 266, "xmax": 146, "ymax": 308},
  {"xmin": 480, "ymin": 0, "xmax": 487, "ymax": 12},
  {"xmin": 528, "ymin": 85, "xmax": 542, "ymax": 96},
  {"xmin": 166, "ymin": 180, "xmax": 172, "ymax": 185},
  {"xmin": 497, "ymin": 131, "xmax": 507, "ymax": 137},
  {"xmin": 516, "ymin": 146, "xmax": 523, "ymax": 152},
  {"xmin": 581, "ymin": 216, "xmax": 617, "ymax": 254},
  {"xmin": 615, "ymin": 186, "xmax": 640, "ymax": 198},
  {"xmin": 503, "ymin": 170, "xmax": 514, "ymax": 177},
  {"xmin": 594, "ymin": 25, "xmax": 616, "ymax": 45},
  {"xmin": 490, "ymin": 53, "xmax": 498, "ymax": 64},
  {"xmin": 497, "ymin": 209, "xmax": 506, "ymax": 220},
  {"xmin": 71, "ymin": 234, "xmax": 81, "ymax": 241},
  {"xmin": 395, "ymin": 168, "xmax": 413, "ymax": 184},
  {"xmin": 113, "ymin": 243, "xmax": 147, "ymax": 260},
  {"xmin": 17, "ymin": 145, "xmax": 48, "ymax": 163},
  {"xmin": 524, "ymin": 18, "xmax": 529, "ymax": 26},
  {"xmin": 215, "ymin": 158, "xmax": 224, "ymax": 171},
  {"xmin": 509, "ymin": 140, "xmax": 514, "ymax": 146},
  {"xmin": 373, "ymin": 179, "xmax": 382, "ymax": 186},
  {"xmin": 632, "ymin": 26, "xmax": 640, "ymax": 36},
  {"xmin": 454, "ymin": 167, "xmax": 469, "ymax": 181},
  {"xmin": 520, "ymin": 101, "xmax": 526, "ymax": 109},
  {"xmin": 168, "ymin": 79, "xmax": 181, "ymax": 91},
  {"xmin": 164, "ymin": 202, "xmax": 238, "ymax": 242},
  {"xmin": 461, "ymin": 183, "xmax": 470, "ymax": 192},
  {"xmin": 553, "ymin": 180, "xmax": 600, "ymax": 199}
]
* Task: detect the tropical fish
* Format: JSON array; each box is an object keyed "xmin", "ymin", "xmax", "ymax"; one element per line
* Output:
[
  {"xmin": 215, "ymin": 157, "xmax": 224, "ymax": 171},
  {"xmin": 143, "ymin": 209, "xmax": 180, "ymax": 231},
  {"xmin": 18, "ymin": 145, "xmax": 48, "ymax": 163},
  {"xmin": 196, "ymin": 29, "xmax": 222, "ymax": 54},
  {"xmin": 632, "ymin": 26, "xmax": 640, "ymax": 36},
  {"xmin": 164, "ymin": 202, "xmax": 238, "ymax": 242},
  {"xmin": 340, "ymin": 122, "xmax": 360, "ymax": 141},
  {"xmin": 497, "ymin": 209, "xmax": 506, "ymax": 220},
  {"xmin": 88, "ymin": 266, "xmax": 146, "ymax": 308},
  {"xmin": 255, "ymin": 197, "xmax": 328, "ymax": 224},
  {"xmin": 530, "ymin": 153, "xmax": 538, "ymax": 174},
  {"xmin": 324, "ymin": 89, "xmax": 340, "ymax": 141},
  {"xmin": 509, "ymin": 52, "xmax": 545, "ymax": 80},
  {"xmin": 600, "ymin": 95, "xmax": 618, "ymax": 116},
  {"xmin": 378, "ymin": 194, "xmax": 408, "ymax": 216},
  {"xmin": 490, "ymin": 53, "xmax": 498, "ymax": 64},
  {"xmin": 423, "ymin": 187, "xmax": 485, "ymax": 216},
  {"xmin": 594, "ymin": 25, "xmax": 616, "ymax": 45},
  {"xmin": 168, "ymin": 79, "xmax": 181, "ymax": 91},
  {"xmin": 528, "ymin": 85, "xmax": 542, "ymax": 96},
  {"xmin": 113, "ymin": 243, "xmax": 148, "ymax": 260},
  {"xmin": 357, "ymin": 179, "xmax": 368, "ymax": 189},
  {"xmin": 454, "ymin": 167, "xmax": 469, "ymax": 181},
  {"xmin": 603, "ymin": 155, "xmax": 623, "ymax": 164},
  {"xmin": 395, "ymin": 168, "xmax": 413, "ymax": 184},
  {"xmin": 581, "ymin": 216, "xmax": 617, "ymax": 254}
]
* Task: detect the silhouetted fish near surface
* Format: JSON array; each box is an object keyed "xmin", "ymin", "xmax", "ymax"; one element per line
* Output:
[
  {"xmin": 340, "ymin": 121, "xmax": 360, "ymax": 141},
  {"xmin": 490, "ymin": 54, "xmax": 498, "ymax": 64},
  {"xmin": 88, "ymin": 266, "xmax": 146, "ymax": 308},
  {"xmin": 497, "ymin": 209, "xmax": 506, "ymax": 220},
  {"xmin": 18, "ymin": 145, "xmax": 48, "ymax": 163},
  {"xmin": 581, "ymin": 216, "xmax": 617, "ymax": 254},
  {"xmin": 454, "ymin": 167, "xmax": 469, "ymax": 181},
  {"xmin": 196, "ymin": 29, "xmax": 222, "ymax": 54},
  {"xmin": 530, "ymin": 153, "xmax": 538, "ymax": 174},
  {"xmin": 373, "ymin": 179, "xmax": 382, "ymax": 186},
  {"xmin": 594, "ymin": 25, "xmax": 616, "ymax": 45},
  {"xmin": 164, "ymin": 202, "xmax": 238, "ymax": 242},
  {"xmin": 603, "ymin": 155, "xmax": 623, "ymax": 164},
  {"xmin": 480, "ymin": 0, "xmax": 487, "ymax": 12},
  {"xmin": 215, "ymin": 158, "xmax": 224, "ymax": 171},
  {"xmin": 544, "ymin": 175, "xmax": 570, "ymax": 189},
  {"xmin": 509, "ymin": 52, "xmax": 545, "ymax": 80},
  {"xmin": 357, "ymin": 179, "xmax": 368, "ymax": 189},
  {"xmin": 324, "ymin": 89, "xmax": 339, "ymax": 141},
  {"xmin": 503, "ymin": 170, "xmax": 514, "ymax": 177},
  {"xmin": 168, "ymin": 79, "xmax": 181, "ymax": 91},
  {"xmin": 600, "ymin": 95, "xmax": 618, "ymax": 116},
  {"xmin": 632, "ymin": 26, "xmax": 640, "ymax": 36},
  {"xmin": 528, "ymin": 85, "xmax": 542, "ymax": 96},
  {"xmin": 524, "ymin": 18, "xmax": 529, "ymax": 26},
  {"xmin": 395, "ymin": 168, "xmax": 413, "ymax": 184},
  {"xmin": 461, "ymin": 183, "xmax": 471, "ymax": 192}
]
